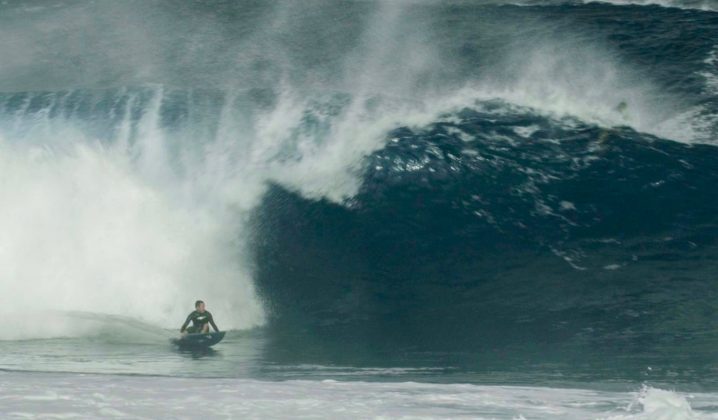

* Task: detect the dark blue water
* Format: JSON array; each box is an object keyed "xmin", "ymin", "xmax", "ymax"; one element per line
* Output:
[{"xmin": 250, "ymin": 104, "xmax": 718, "ymax": 385}]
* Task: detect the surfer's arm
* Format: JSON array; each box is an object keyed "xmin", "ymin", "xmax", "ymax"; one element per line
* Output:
[
  {"xmin": 180, "ymin": 313, "xmax": 193, "ymax": 332},
  {"xmin": 209, "ymin": 313, "xmax": 219, "ymax": 332}
]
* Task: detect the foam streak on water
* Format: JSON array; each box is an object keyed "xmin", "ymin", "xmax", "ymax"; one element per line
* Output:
[
  {"xmin": 1, "ymin": 371, "xmax": 716, "ymax": 419},
  {"xmin": 586, "ymin": 0, "xmax": 718, "ymax": 12}
]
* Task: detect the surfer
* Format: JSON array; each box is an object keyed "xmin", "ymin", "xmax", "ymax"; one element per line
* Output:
[{"xmin": 180, "ymin": 300, "xmax": 219, "ymax": 334}]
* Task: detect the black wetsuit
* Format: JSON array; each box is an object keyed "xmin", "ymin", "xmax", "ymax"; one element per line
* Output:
[{"xmin": 180, "ymin": 310, "xmax": 219, "ymax": 333}]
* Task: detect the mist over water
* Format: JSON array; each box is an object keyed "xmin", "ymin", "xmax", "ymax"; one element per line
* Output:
[{"xmin": 0, "ymin": 0, "xmax": 458, "ymax": 337}]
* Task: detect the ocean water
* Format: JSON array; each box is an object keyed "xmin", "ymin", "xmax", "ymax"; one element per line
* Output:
[{"xmin": 1, "ymin": 0, "xmax": 718, "ymax": 418}]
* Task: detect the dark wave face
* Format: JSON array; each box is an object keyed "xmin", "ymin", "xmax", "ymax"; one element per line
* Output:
[{"xmin": 251, "ymin": 103, "xmax": 718, "ymax": 373}]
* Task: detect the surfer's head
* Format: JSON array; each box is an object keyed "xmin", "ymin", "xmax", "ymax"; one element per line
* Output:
[{"xmin": 195, "ymin": 300, "xmax": 205, "ymax": 312}]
